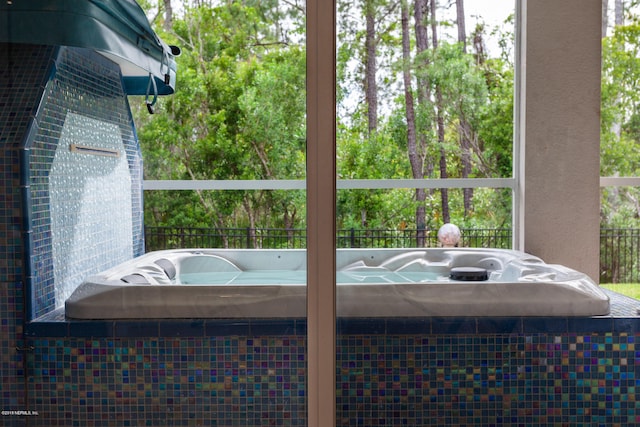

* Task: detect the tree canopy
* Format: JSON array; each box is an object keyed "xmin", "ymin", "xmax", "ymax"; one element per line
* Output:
[{"xmin": 132, "ymin": 0, "xmax": 640, "ymax": 245}]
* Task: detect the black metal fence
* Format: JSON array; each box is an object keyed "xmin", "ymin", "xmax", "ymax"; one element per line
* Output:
[
  {"xmin": 144, "ymin": 226, "xmax": 308, "ymax": 250},
  {"xmin": 144, "ymin": 226, "xmax": 640, "ymax": 283},
  {"xmin": 600, "ymin": 228, "xmax": 640, "ymax": 284},
  {"xmin": 144, "ymin": 226, "xmax": 513, "ymax": 251}
]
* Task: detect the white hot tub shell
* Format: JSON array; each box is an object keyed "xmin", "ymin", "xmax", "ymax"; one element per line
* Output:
[{"xmin": 65, "ymin": 248, "xmax": 611, "ymax": 319}]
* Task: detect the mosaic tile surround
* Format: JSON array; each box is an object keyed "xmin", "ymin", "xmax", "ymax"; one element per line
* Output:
[
  {"xmin": 0, "ymin": 43, "xmax": 56, "ymax": 427},
  {"xmin": 5, "ymin": 292, "xmax": 637, "ymax": 426},
  {"xmin": 24, "ymin": 45, "xmax": 144, "ymax": 318},
  {"xmin": 13, "ymin": 324, "xmax": 640, "ymax": 426},
  {"xmin": 0, "ymin": 43, "xmax": 143, "ymax": 426}
]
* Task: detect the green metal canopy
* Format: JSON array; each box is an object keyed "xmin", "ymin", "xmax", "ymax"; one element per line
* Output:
[{"xmin": 0, "ymin": 0, "xmax": 179, "ymax": 95}]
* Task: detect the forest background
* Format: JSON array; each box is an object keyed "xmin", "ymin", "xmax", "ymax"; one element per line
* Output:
[{"xmin": 131, "ymin": 0, "xmax": 640, "ymax": 244}]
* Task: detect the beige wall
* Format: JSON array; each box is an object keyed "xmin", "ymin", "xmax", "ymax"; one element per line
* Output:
[{"xmin": 518, "ymin": 0, "xmax": 602, "ymax": 281}]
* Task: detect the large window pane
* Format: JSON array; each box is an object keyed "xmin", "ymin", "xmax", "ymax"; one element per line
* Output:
[
  {"xmin": 335, "ymin": 1, "xmax": 515, "ymax": 424},
  {"xmin": 600, "ymin": 3, "xmax": 640, "ymax": 285},
  {"xmin": 336, "ymin": 0, "xmax": 515, "ymax": 240},
  {"xmin": 135, "ymin": 1, "xmax": 309, "ymax": 425}
]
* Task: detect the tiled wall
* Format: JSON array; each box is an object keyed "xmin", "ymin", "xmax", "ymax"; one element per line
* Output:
[
  {"xmin": 14, "ymin": 294, "xmax": 640, "ymax": 426},
  {"xmin": 26, "ymin": 335, "xmax": 307, "ymax": 426},
  {"xmin": 0, "ymin": 44, "xmax": 144, "ymax": 321},
  {"xmin": 25, "ymin": 46, "xmax": 144, "ymax": 318},
  {"xmin": 0, "ymin": 43, "xmax": 143, "ymax": 424},
  {"xmin": 337, "ymin": 333, "xmax": 639, "ymax": 426},
  {"xmin": 14, "ymin": 323, "xmax": 640, "ymax": 426},
  {"xmin": 1, "ymin": 42, "xmax": 57, "ymax": 425}
]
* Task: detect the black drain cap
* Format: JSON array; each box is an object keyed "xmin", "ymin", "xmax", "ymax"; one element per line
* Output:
[{"xmin": 450, "ymin": 267, "xmax": 489, "ymax": 281}]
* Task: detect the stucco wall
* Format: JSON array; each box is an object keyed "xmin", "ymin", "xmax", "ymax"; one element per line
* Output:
[{"xmin": 518, "ymin": 0, "xmax": 602, "ymax": 281}]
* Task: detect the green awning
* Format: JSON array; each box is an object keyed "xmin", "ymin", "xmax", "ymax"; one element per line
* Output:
[{"xmin": 0, "ymin": 0, "xmax": 179, "ymax": 95}]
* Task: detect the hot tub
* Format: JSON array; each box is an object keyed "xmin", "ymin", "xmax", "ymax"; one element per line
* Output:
[{"xmin": 65, "ymin": 248, "xmax": 610, "ymax": 318}]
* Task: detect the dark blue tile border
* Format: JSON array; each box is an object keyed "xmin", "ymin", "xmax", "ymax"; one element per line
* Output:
[
  {"xmin": 24, "ymin": 313, "xmax": 640, "ymax": 339},
  {"xmin": 294, "ymin": 319, "xmax": 307, "ymax": 335},
  {"xmin": 205, "ymin": 319, "xmax": 252, "ymax": 336},
  {"xmin": 24, "ymin": 320, "xmax": 69, "ymax": 337},
  {"xmin": 385, "ymin": 318, "xmax": 430, "ymax": 334},
  {"xmin": 160, "ymin": 320, "xmax": 205, "ymax": 337},
  {"xmin": 476, "ymin": 317, "xmax": 522, "ymax": 334},
  {"xmin": 431, "ymin": 318, "xmax": 477, "ymax": 334},
  {"xmin": 568, "ymin": 317, "xmax": 614, "ymax": 333},
  {"xmin": 68, "ymin": 320, "xmax": 114, "ymax": 337},
  {"xmin": 337, "ymin": 318, "xmax": 386, "ymax": 335},
  {"xmin": 250, "ymin": 319, "xmax": 301, "ymax": 336},
  {"xmin": 522, "ymin": 317, "xmax": 568, "ymax": 333},
  {"xmin": 613, "ymin": 317, "xmax": 640, "ymax": 333},
  {"xmin": 116, "ymin": 321, "xmax": 160, "ymax": 337}
]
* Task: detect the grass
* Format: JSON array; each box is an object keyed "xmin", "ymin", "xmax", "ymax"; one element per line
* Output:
[{"xmin": 600, "ymin": 283, "xmax": 640, "ymax": 300}]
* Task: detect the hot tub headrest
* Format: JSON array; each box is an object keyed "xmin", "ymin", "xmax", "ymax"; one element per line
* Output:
[
  {"xmin": 121, "ymin": 274, "xmax": 151, "ymax": 284},
  {"xmin": 154, "ymin": 258, "xmax": 177, "ymax": 280}
]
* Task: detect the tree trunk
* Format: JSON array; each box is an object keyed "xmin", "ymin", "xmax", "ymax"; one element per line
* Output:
[
  {"xmin": 242, "ymin": 197, "xmax": 258, "ymax": 248},
  {"xmin": 615, "ymin": 0, "xmax": 623, "ymax": 26},
  {"xmin": 460, "ymin": 120, "xmax": 473, "ymax": 217},
  {"xmin": 472, "ymin": 25, "xmax": 486, "ymax": 65},
  {"xmin": 437, "ymin": 95, "xmax": 449, "ymax": 224},
  {"xmin": 456, "ymin": 0, "xmax": 466, "ymax": 53},
  {"xmin": 163, "ymin": 0, "xmax": 173, "ymax": 31},
  {"xmin": 364, "ymin": 0, "xmax": 378, "ymax": 134},
  {"xmin": 414, "ymin": 0, "xmax": 429, "ymax": 102},
  {"xmin": 602, "ymin": 0, "xmax": 608, "ymax": 37},
  {"xmin": 414, "ymin": 0, "xmax": 433, "ymax": 181},
  {"xmin": 613, "ymin": 0, "xmax": 624, "ymax": 138},
  {"xmin": 456, "ymin": 0, "xmax": 473, "ymax": 218},
  {"xmin": 430, "ymin": 0, "xmax": 450, "ymax": 224},
  {"xmin": 401, "ymin": 0, "xmax": 427, "ymax": 246}
]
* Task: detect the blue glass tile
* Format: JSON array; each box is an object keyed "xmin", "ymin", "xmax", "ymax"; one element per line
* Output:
[
  {"xmin": 385, "ymin": 318, "xmax": 431, "ymax": 334},
  {"xmin": 337, "ymin": 318, "xmax": 386, "ymax": 335},
  {"xmin": 68, "ymin": 320, "xmax": 113, "ymax": 337},
  {"xmin": 478, "ymin": 317, "xmax": 521, "ymax": 334},
  {"xmin": 522, "ymin": 317, "xmax": 568, "ymax": 333},
  {"xmin": 613, "ymin": 318, "xmax": 640, "ymax": 333},
  {"xmin": 159, "ymin": 320, "xmax": 205, "ymax": 337},
  {"xmin": 431, "ymin": 317, "xmax": 477, "ymax": 334},
  {"xmin": 249, "ymin": 319, "xmax": 299, "ymax": 336},
  {"xmin": 24, "ymin": 320, "xmax": 69, "ymax": 337},
  {"xmin": 115, "ymin": 321, "xmax": 160, "ymax": 337},
  {"xmin": 569, "ymin": 317, "xmax": 614, "ymax": 333},
  {"xmin": 5, "ymin": 45, "xmax": 146, "ymax": 320},
  {"xmin": 205, "ymin": 320, "xmax": 251, "ymax": 336}
]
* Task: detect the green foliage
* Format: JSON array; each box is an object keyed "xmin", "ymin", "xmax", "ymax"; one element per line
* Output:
[
  {"xmin": 476, "ymin": 59, "xmax": 514, "ymax": 178},
  {"xmin": 447, "ymin": 188, "xmax": 512, "ymax": 229},
  {"xmin": 601, "ymin": 21, "xmax": 640, "ymax": 177},
  {"xmin": 601, "ymin": 18, "xmax": 640, "ymax": 228},
  {"xmin": 137, "ymin": 0, "xmax": 520, "ymax": 234},
  {"xmin": 337, "ymin": 125, "xmax": 413, "ymax": 229},
  {"xmin": 238, "ymin": 48, "xmax": 306, "ymax": 180},
  {"xmin": 137, "ymin": 1, "xmax": 306, "ymax": 230},
  {"xmin": 420, "ymin": 42, "xmax": 488, "ymax": 121}
]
